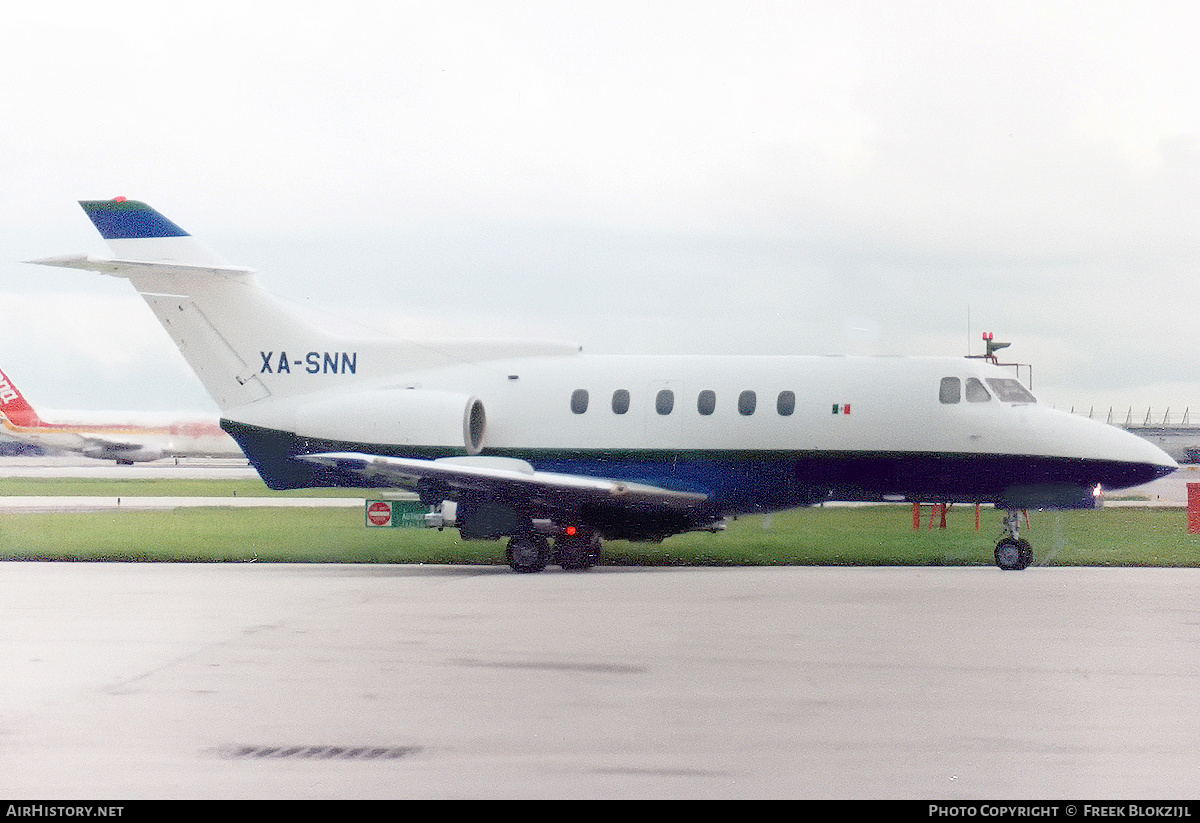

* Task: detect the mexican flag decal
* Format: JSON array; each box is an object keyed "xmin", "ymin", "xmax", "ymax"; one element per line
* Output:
[{"xmin": 832, "ymin": 403, "xmax": 851, "ymax": 415}]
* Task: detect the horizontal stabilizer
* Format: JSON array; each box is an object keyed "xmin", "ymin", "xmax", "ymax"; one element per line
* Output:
[{"xmin": 26, "ymin": 254, "xmax": 255, "ymax": 280}]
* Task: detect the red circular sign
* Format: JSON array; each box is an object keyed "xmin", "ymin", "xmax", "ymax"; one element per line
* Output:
[{"xmin": 367, "ymin": 501, "xmax": 392, "ymax": 526}]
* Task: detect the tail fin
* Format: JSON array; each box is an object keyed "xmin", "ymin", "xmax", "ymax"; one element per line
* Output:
[
  {"xmin": 0, "ymin": 367, "xmax": 43, "ymax": 428},
  {"xmin": 27, "ymin": 198, "xmax": 333, "ymax": 412},
  {"xmin": 79, "ymin": 198, "xmax": 226, "ymax": 265},
  {"xmin": 29, "ymin": 198, "xmax": 581, "ymax": 418}
]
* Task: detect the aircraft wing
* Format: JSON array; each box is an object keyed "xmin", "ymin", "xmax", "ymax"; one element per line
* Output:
[
  {"xmin": 298, "ymin": 452, "xmax": 711, "ymax": 514},
  {"xmin": 78, "ymin": 435, "xmax": 149, "ymax": 453}
]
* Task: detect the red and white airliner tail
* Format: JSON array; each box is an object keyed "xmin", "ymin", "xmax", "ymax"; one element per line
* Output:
[{"xmin": 0, "ymin": 367, "xmax": 44, "ymax": 428}]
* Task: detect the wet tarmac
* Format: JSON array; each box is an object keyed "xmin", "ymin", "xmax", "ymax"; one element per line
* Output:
[{"xmin": 1, "ymin": 562, "xmax": 1198, "ymax": 799}]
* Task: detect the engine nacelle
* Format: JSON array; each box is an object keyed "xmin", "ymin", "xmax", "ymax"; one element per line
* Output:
[{"xmin": 292, "ymin": 388, "xmax": 486, "ymax": 454}]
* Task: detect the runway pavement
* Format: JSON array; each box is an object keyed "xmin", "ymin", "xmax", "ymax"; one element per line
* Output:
[
  {"xmin": 2, "ymin": 562, "xmax": 1199, "ymax": 799},
  {"xmin": 3, "ymin": 456, "xmax": 1199, "ymax": 798},
  {"xmin": 1113, "ymin": 463, "xmax": 1200, "ymax": 505}
]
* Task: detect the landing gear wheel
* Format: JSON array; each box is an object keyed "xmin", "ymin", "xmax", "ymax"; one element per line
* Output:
[
  {"xmin": 554, "ymin": 531, "xmax": 602, "ymax": 571},
  {"xmin": 995, "ymin": 537, "xmax": 1033, "ymax": 571},
  {"xmin": 506, "ymin": 533, "xmax": 551, "ymax": 573},
  {"xmin": 994, "ymin": 509, "xmax": 1033, "ymax": 571},
  {"xmin": 1017, "ymin": 538, "xmax": 1033, "ymax": 569}
]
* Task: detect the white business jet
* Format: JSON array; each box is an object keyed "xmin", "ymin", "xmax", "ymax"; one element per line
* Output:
[{"xmin": 29, "ymin": 199, "xmax": 1176, "ymax": 571}]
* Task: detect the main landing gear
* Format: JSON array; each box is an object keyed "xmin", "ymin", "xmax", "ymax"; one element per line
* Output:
[
  {"xmin": 506, "ymin": 526, "xmax": 602, "ymax": 573},
  {"xmin": 994, "ymin": 509, "xmax": 1033, "ymax": 571},
  {"xmin": 505, "ymin": 531, "xmax": 551, "ymax": 573}
]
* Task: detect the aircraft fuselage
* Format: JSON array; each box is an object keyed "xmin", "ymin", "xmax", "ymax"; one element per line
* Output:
[{"xmin": 221, "ymin": 352, "xmax": 1166, "ymax": 517}]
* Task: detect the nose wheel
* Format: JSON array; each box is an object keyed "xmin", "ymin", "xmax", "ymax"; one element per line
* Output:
[{"xmin": 994, "ymin": 510, "xmax": 1033, "ymax": 570}]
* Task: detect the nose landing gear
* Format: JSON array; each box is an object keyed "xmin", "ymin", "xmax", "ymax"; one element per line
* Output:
[{"xmin": 994, "ymin": 509, "xmax": 1033, "ymax": 570}]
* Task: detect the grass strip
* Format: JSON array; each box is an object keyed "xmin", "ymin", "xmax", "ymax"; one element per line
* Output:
[{"xmin": 1, "ymin": 504, "xmax": 1198, "ymax": 566}]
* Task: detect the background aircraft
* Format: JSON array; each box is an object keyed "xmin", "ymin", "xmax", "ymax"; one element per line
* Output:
[
  {"xmin": 29, "ymin": 199, "xmax": 1176, "ymax": 570},
  {"xmin": 0, "ymin": 365, "xmax": 243, "ymax": 464}
]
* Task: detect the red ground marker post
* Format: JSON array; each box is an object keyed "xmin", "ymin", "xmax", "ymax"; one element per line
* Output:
[{"xmin": 1188, "ymin": 484, "xmax": 1200, "ymax": 534}]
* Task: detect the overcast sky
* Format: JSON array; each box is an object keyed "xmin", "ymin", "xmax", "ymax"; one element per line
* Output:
[{"xmin": 3, "ymin": 0, "xmax": 1198, "ymax": 421}]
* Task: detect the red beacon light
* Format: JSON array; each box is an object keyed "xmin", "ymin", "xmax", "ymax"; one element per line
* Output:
[
  {"xmin": 981, "ymin": 332, "xmax": 1010, "ymax": 362},
  {"xmin": 113, "ymin": 196, "xmax": 127, "ymax": 202}
]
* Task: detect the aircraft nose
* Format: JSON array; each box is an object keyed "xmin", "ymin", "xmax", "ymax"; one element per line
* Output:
[
  {"xmin": 1044, "ymin": 407, "xmax": 1178, "ymax": 493},
  {"xmin": 1104, "ymin": 426, "xmax": 1178, "ymax": 489}
]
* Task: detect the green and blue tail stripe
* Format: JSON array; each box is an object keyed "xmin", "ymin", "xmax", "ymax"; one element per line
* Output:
[
  {"xmin": 80, "ymin": 198, "xmax": 189, "ymax": 239},
  {"xmin": 72, "ymin": 198, "xmax": 225, "ymax": 266}
]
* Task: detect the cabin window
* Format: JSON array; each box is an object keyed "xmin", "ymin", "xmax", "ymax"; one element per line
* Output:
[
  {"xmin": 738, "ymin": 390, "xmax": 757, "ymax": 416},
  {"xmin": 697, "ymin": 390, "xmax": 716, "ymax": 416},
  {"xmin": 612, "ymin": 389, "xmax": 630, "ymax": 414},
  {"xmin": 939, "ymin": 377, "xmax": 961, "ymax": 404},
  {"xmin": 570, "ymin": 389, "xmax": 589, "ymax": 414},
  {"xmin": 777, "ymin": 390, "xmax": 795, "ymax": 416},
  {"xmin": 656, "ymin": 389, "xmax": 675, "ymax": 415},
  {"xmin": 986, "ymin": 378, "xmax": 1036, "ymax": 404},
  {"xmin": 966, "ymin": 377, "xmax": 991, "ymax": 403}
]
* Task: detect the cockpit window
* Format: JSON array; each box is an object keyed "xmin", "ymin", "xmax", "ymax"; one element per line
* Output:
[
  {"xmin": 965, "ymin": 377, "xmax": 991, "ymax": 403},
  {"xmin": 939, "ymin": 377, "xmax": 961, "ymax": 404},
  {"xmin": 986, "ymin": 378, "xmax": 1037, "ymax": 404}
]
